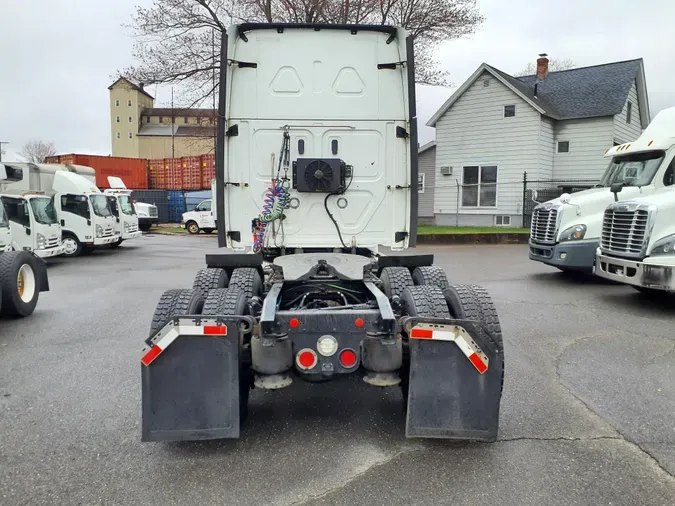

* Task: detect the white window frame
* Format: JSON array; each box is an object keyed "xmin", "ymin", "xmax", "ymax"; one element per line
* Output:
[
  {"xmin": 128, "ymin": 116, "xmax": 133, "ymax": 123},
  {"xmin": 116, "ymin": 116, "xmax": 120, "ymax": 123},
  {"xmin": 557, "ymin": 141, "xmax": 570, "ymax": 153},
  {"xmin": 115, "ymin": 99, "xmax": 120, "ymax": 107},
  {"xmin": 503, "ymin": 105, "xmax": 516, "ymax": 118},
  {"xmin": 418, "ymin": 173, "xmax": 425, "ymax": 194},
  {"xmin": 128, "ymin": 132, "xmax": 133, "ymax": 139},
  {"xmin": 116, "ymin": 132, "xmax": 120, "ymax": 139},
  {"xmin": 128, "ymin": 99, "xmax": 132, "ymax": 107},
  {"xmin": 461, "ymin": 165, "xmax": 499, "ymax": 209},
  {"xmin": 494, "ymin": 215, "xmax": 511, "ymax": 227}
]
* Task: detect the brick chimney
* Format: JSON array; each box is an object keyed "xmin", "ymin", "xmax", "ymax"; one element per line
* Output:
[{"xmin": 536, "ymin": 53, "xmax": 549, "ymax": 80}]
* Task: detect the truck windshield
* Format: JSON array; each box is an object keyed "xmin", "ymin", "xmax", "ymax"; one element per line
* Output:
[
  {"xmin": 600, "ymin": 151, "xmax": 666, "ymax": 187},
  {"xmin": 90, "ymin": 195, "xmax": 112, "ymax": 217},
  {"xmin": 0, "ymin": 201, "xmax": 7, "ymax": 228},
  {"xmin": 119, "ymin": 195, "xmax": 136, "ymax": 216},
  {"xmin": 29, "ymin": 197, "xmax": 58, "ymax": 225}
]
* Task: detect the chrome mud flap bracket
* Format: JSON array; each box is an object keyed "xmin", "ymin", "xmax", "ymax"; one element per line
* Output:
[
  {"xmin": 140, "ymin": 315, "xmax": 255, "ymax": 442},
  {"xmin": 400, "ymin": 317, "xmax": 504, "ymax": 441}
]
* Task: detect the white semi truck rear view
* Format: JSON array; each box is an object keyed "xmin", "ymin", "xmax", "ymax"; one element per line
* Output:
[
  {"xmin": 529, "ymin": 106, "xmax": 675, "ymax": 272},
  {"xmin": 141, "ymin": 24, "xmax": 505, "ymax": 443}
]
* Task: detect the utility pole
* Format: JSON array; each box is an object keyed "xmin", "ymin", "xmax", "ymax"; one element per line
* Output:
[
  {"xmin": 0, "ymin": 141, "xmax": 8, "ymax": 162},
  {"xmin": 171, "ymin": 87, "xmax": 175, "ymax": 159},
  {"xmin": 212, "ymin": 28, "xmax": 217, "ymax": 155}
]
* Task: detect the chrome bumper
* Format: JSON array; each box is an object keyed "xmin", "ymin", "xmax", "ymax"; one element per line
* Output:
[{"xmin": 595, "ymin": 253, "xmax": 675, "ymax": 292}]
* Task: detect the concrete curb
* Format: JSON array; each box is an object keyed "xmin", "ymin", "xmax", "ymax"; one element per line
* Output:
[{"xmin": 416, "ymin": 233, "xmax": 530, "ymax": 245}]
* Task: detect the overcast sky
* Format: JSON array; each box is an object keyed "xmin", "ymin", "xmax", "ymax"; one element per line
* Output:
[{"xmin": 1, "ymin": 0, "xmax": 673, "ymax": 160}]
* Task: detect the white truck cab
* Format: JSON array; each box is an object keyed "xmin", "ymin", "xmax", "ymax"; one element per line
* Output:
[
  {"xmin": 103, "ymin": 177, "xmax": 142, "ymax": 245},
  {"xmin": 181, "ymin": 198, "xmax": 215, "ymax": 234},
  {"xmin": 529, "ymin": 106, "xmax": 675, "ymax": 272},
  {"xmin": 0, "ymin": 194, "xmax": 65, "ymax": 258},
  {"xmin": 0, "ymin": 195, "xmax": 11, "ymax": 252}
]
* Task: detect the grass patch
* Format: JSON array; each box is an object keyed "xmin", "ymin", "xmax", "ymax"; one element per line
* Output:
[
  {"xmin": 418, "ymin": 226, "xmax": 530, "ymax": 235},
  {"xmin": 153, "ymin": 226, "xmax": 187, "ymax": 234}
]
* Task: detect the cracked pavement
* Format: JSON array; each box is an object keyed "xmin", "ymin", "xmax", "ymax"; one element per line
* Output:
[{"xmin": 1, "ymin": 237, "xmax": 674, "ymax": 505}]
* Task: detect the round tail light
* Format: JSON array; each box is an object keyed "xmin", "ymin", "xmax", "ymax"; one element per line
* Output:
[
  {"xmin": 296, "ymin": 349, "xmax": 318, "ymax": 370},
  {"xmin": 339, "ymin": 349, "xmax": 358, "ymax": 368}
]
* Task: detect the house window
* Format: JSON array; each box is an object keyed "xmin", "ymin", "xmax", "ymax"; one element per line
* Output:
[
  {"xmin": 115, "ymin": 99, "xmax": 120, "ymax": 107},
  {"xmin": 184, "ymin": 117, "xmax": 189, "ymax": 124},
  {"xmin": 627, "ymin": 101, "xmax": 633, "ymax": 124},
  {"xmin": 418, "ymin": 173, "xmax": 425, "ymax": 194},
  {"xmin": 128, "ymin": 116, "xmax": 132, "ymax": 123},
  {"xmin": 128, "ymin": 99, "xmax": 132, "ymax": 107},
  {"xmin": 503, "ymin": 105, "xmax": 516, "ymax": 118},
  {"xmin": 146, "ymin": 116, "xmax": 150, "ymax": 124},
  {"xmin": 557, "ymin": 141, "xmax": 570, "ymax": 153},
  {"xmin": 116, "ymin": 132, "xmax": 120, "ymax": 139},
  {"xmin": 159, "ymin": 117, "xmax": 164, "ymax": 123},
  {"xmin": 495, "ymin": 215, "xmax": 511, "ymax": 227},
  {"xmin": 128, "ymin": 132, "xmax": 133, "ymax": 139},
  {"xmin": 116, "ymin": 116, "xmax": 120, "ymax": 123},
  {"xmin": 462, "ymin": 166, "xmax": 497, "ymax": 207},
  {"xmin": 483, "ymin": 79, "xmax": 490, "ymax": 87}
]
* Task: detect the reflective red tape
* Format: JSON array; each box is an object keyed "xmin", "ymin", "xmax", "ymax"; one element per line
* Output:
[
  {"xmin": 468, "ymin": 353, "xmax": 488, "ymax": 374},
  {"xmin": 410, "ymin": 328, "xmax": 433, "ymax": 339},
  {"xmin": 141, "ymin": 345, "xmax": 163, "ymax": 366},
  {"xmin": 203, "ymin": 325, "xmax": 227, "ymax": 335}
]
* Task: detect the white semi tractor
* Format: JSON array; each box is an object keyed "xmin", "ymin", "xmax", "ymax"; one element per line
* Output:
[
  {"xmin": 0, "ymin": 164, "xmax": 51, "ymax": 317},
  {"xmin": 529, "ymin": 106, "xmax": 675, "ymax": 272},
  {"xmin": 2, "ymin": 163, "xmax": 117, "ymax": 257}
]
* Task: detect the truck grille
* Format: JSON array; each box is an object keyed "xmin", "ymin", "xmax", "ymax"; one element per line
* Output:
[
  {"xmin": 46, "ymin": 237, "xmax": 60, "ymax": 248},
  {"xmin": 601, "ymin": 206, "xmax": 650, "ymax": 258},
  {"xmin": 149, "ymin": 207, "xmax": 158, "ymax": 218},
  {"xmin": 530, "ymin": 206, "xmax": 559, "ymax": 244},
  {"xmin": 128, "ymin": 223, "xmax": 139, "ymax": 233}
]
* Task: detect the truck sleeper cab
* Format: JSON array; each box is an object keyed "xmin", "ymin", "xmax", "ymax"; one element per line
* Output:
[
  {"xmin": 0, "ymin": 194, "xmax": 65, "ymax": 258},
  {"xmin": 529, "ymin": 112, "xmax": 675, "ymax": 272}
]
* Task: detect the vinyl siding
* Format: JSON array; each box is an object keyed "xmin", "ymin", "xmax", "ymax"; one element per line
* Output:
[
  {"xmin": 613, "ymin": 80, "xmax": 642, "ymax": 143},
  {"xmin": 552, "ymin": 117, "xmax": 614, "ymax": 180},
  {"xmin": 434, "ymin": 72, "xmax": 541, "ymax": 224},
  {"xmin": 539, "ymin": 117, "xmax": 555, "ymax": 179},
  {"xmin": 418, "ymin": 146, "xmax": 435, "ymax": 219}
]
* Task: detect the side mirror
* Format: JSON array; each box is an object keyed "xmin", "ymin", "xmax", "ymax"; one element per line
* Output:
[
  {"xmin": 25, "ymin": 228, "xmax": 31, "ymax": 235},
  {"xmin": 531, "ymin": 189, "xmax": 540, "ymax": 204},
  {"xmin": 61, "ymin": 219, "xmax": 65, "ymax": 226},
  {"xmin": 610, "ymin": 182, "xmax": 624, "ymax": 202}
]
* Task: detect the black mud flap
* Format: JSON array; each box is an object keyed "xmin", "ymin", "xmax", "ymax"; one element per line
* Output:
[
  {"xmin": 141, "ymin": 315, "xmax": 254, "ymax": 442},
  {"xmin": 33, "ymin": 254, "xmax": 49, "ymax": 292},
  {"xmin": 401, "ymin": 317, "xmax": 503, "ymax": 441}
]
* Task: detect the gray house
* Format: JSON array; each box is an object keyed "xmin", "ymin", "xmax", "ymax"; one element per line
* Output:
[
  {"xmin": 426, "ymin": 56, "xmax": 650, "ymax": 227},
  {"xmin": 418, "ymin": 141, "xmax": 436, "ymax": 224}
]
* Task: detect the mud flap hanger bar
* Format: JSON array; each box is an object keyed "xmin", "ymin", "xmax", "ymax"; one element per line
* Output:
[{"xmin": 399, "ymin": 317, "xmax": 492, "ymax": 374}]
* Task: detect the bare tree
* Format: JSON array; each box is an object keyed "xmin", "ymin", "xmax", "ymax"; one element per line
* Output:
[
  {"xmin": 515, "ymin": 57, "xmax": 576, "ymax": 77},
  {"xmin": 20, "ymin": 140, "xmax": 57, "ymax": 163},
  {"xmin": 122, "ymin": 0, "xmax": 484, "ymax": 107}
]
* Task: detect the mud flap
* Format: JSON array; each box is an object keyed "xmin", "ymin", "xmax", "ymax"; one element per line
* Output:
[
  {"xmin": 402, "ymin": 317, "xmax": 503, "ymax": 441},
  {"xmin": 141, "ymin": 315, "xmax": 254, "ymax": 442}
]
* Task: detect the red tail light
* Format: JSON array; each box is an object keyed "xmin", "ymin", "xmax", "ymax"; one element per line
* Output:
[
  {"xmin": 339, "ymin": 349, "xmax": 358, "ymax": 368},
  {"xmin": 296, "ymin": 349, "xmax": 317, "ymax": 370}
]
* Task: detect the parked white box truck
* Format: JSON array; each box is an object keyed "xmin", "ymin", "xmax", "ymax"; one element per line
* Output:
[
  {"xmin": 103, "ymin": 176, "xmax": 142, "ymax": 247},
  {"xmin": 529, "ymin": 107, "xmax": 675, "ymax": 272},
  {"xmin": 2, "ymin": 163, "xmax": 117, "ymax": 257}
]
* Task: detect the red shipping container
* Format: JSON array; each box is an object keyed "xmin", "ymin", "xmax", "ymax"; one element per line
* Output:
[
  {"xmin": 166, "ymin": 158, "xmax": 183, "ymax": 189},
  {"xmin": 41, "ymin": 153, "xmax": 148, "ymax": 189},
  {"xmin": 181, "ymin": 156, "xmax": 202, "ymax": 190},
  {"xmin": 44, "ymin": 155, "xmax": 60, "ymax": 164},
  {"xmin": 149, "ymin": 159, "xmax": 167, "ymax": 189},
  {"xmin": 201, "ymin": 154, "xmax": 216, "ymax": 189}
]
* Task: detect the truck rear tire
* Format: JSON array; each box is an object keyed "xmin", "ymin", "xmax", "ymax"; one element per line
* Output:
[
  {"xmin": 202, "ymin": 287, "xmax": 253, "ymax": 421},
  {"xmin": 193, "ymin": 268, "xmax": 229, "ymax": 299},
  {"xmin": 399, "ymin": 285, "xmax": 451, "ymax": 405},
  {"xmin": 379, "ymin": 267, "xmax": 414, "ymax": 299},
  {"xmin": 229, "ymin": 268, "xmax": 263, "ymax": 299},
  {"xmin": 149, "ymin": 289, "xmax": 204, "ymax": 337},
  {"xmin": 443, "ymin": 284, "xmax": 504, "ymax": 393},
  {"xmin": 0, "ymin": 251, "xmax": 40, "ymax": 318},
  {"xmin": 412, "ymin": 266, "xmax": 450, "ymax": 290}
]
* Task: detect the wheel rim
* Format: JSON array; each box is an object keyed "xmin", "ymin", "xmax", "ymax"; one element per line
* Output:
[
  {"xmin": 189, "ymin": 224, "xmax": 199, "ymax": 233},
  {"xmin": 17, "ymin": 264, "xmax": 36, "ymax": 303},
  {"xmin": 63, "ymin": 238, "xmax": 78, "ymax": 255}
]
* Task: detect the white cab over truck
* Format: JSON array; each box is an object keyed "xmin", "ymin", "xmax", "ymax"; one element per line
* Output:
[
  {"xmin": 181, "ymin": 198, "xmax": 215, "ymax": 234},
  {"xmin": 141, "ymin": 24, "xmax": 505, "ymax": 444},
  {"xmin": 103, "ymin": 176, "xmax": 142, "ymax": 247},
  {"xmin": 3, "ymin": 163, "xmax": 116, "ymax": 257},
  {"xmin": 0, "ymin": 164, "xmax": 51, "ymax": 317},
  {"xmin": 0, "ymin": 163, "xmax": 66, "ymax": 258},
  {"xmin": 529, "ymin": 106, "xmax": 675, "ymax": 272}
]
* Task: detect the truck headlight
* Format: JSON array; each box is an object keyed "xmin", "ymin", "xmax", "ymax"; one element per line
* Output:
[
  {"xmin": 137, "ymin": 212, "xmax": 148, "ymax": 217},
  {"xmin": 96, "ymin": 224, "xmax": 103, "ymax": 238},
  {"xmin": 36, "ymin": 233, "xmax": 46, "ymax": 249},
  {"xmin": 123, "ymin": 221, "xmax": 130, "ymax": 231},
  {"xmin": 559, "ymin": 224, "xmax": 587, "ymax": 242},
  {"xmin": 649, "ymin": 234, "xmax": 675, "ymax": 256}
]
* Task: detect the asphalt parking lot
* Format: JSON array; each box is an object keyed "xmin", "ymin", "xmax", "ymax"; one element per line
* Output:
[{"xmin": 1, "ymin": 234, "xmax": 674, "ymax": 505}]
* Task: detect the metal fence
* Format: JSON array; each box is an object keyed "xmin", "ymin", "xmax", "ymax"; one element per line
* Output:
[{"xmin": 521, "ymin": 172, "xmax": 597, "ymax": 228}]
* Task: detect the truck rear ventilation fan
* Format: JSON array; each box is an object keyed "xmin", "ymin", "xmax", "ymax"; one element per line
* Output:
[{"xmin": 293, "ymin": 158, "xmax": 345, "ymax": 193}]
